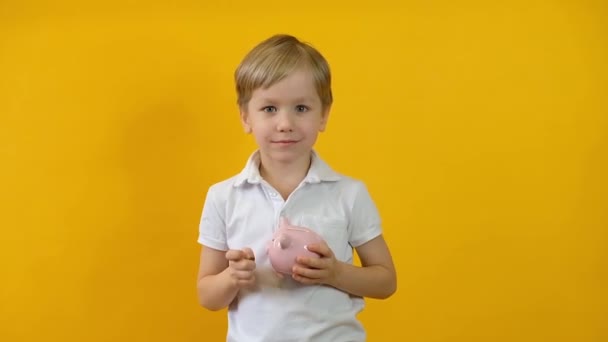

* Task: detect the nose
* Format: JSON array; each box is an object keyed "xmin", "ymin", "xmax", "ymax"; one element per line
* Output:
[{"xmin": 276, "ymin": 112, "xmax": 294, "ymax": 132}]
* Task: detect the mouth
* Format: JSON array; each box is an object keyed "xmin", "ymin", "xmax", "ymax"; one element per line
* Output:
[{"xmin": 271, "ymin": 139, "xmax": 299, "ymax": 145}]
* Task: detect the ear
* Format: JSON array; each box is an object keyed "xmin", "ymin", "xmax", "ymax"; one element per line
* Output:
[
  {"xmin": 319, "ymin": 106, "xmax": 331, "ymax": 132},
  {"xmin": 240, "ymin": 107, "xmax": 252, "ymax": 134}
]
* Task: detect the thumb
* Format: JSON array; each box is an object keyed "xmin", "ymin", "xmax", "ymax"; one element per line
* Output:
[
  {"xmin": 242, "ymin": 247, "xmax": 255, "ymax": 261},
  {"xmin": 305, "ymin": 242, "xmax": 332, "ymax": 257},
  {"xmin": 226, "ymin": 249, "xmax": 247, "ymax": 261}
]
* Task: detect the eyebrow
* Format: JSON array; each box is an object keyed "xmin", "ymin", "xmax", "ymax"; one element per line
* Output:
[{"xmin": 258, "ymin": 97, "xmax": 315, "ymax": 104}]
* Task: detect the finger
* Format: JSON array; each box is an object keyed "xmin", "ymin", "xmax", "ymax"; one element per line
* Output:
[
  {"xmin": 233, "ymin": 270, "xmax": 255, "ymax": 281},
  {"xmin": 305, "ymin": 242, "xmax": 332, "ymax": 257},
  {"xmin": 226, "ymin": 248, "xmax": 256, "ymax": 262},
  {"xmin": 237, "ymin": 279, "xmax": 255, "ymax": 288},
  {"xmin": 235, "ymin": 274, "xmax": 256, "ymax": 287},
  {"xmin": 242, "ymin": 247, "xmax": 255, "ymax": 261},
  {"xmin": 291, "ymin": 273, "xmax": 319, "ymax": 285},
  {"xmin": 292, "ymin": 265, "xmax": 323, "ymax": 280},
  {"xmin": 236, "ymin": 278, "xmax": 256, "ymax": 288},
  {"xmin": 296, "ymin": 256, "xmax": 325, "ymax": 269},
  {"xmin": 225, "ymin": 249, "xmax": 246, "ymax": 261},
  {"xmin": 230, "ymin": 259, "xmax": 256, "ymax": 271}
]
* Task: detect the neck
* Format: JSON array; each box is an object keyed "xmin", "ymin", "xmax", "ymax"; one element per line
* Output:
[{"xmin": 259, "ymin": 152, "xmax": 312, "ymax": 199}]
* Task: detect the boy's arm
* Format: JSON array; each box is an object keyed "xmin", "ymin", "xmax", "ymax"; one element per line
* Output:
[
  {"xmin": 196, "ymin": 247, "xmax": 238, "ymax": 311},
  {"xmin": 294, "ymin": 234, "xmax": 397, "ymax": 299},
  {"xmin": 334, "ymin": 234, "xmax": 397, "ymax": 299}
]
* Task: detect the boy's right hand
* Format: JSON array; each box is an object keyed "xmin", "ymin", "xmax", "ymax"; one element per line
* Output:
[{"xmin": 225, "ymin": 248, "xmax": 256, "ymax": 288}]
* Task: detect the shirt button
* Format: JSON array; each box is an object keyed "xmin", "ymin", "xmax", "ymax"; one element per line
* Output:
[{"xmin": 270, "ymin": 192, "xmax": 277, "ymax": 197}]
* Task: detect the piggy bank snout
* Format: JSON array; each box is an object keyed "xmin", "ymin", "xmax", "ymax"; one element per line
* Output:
[{"xmin": 275, "ymin": 234, "xmax": 291, "ymax": 249}]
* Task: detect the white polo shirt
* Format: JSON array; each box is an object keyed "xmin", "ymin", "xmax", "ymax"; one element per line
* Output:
[{"xmin": 198, "ymin": 150, "xmax": 382, "ymax": 342}]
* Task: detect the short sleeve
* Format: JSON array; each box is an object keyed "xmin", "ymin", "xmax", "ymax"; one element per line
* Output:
[
  {"xmin": 197, "ymin": 185, "xmax": 228, "ymax": 251},
  {"xmin": 348, "ymin": 182, "xmax": 382, "ymax": 247}
]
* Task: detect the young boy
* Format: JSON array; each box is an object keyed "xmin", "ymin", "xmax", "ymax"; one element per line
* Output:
[{"xmin": 196, "ymin": 34, "xmax": 396, "ymax": 342}]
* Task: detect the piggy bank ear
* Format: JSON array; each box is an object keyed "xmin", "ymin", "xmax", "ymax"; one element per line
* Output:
[{"xmin": 279, "ymin": 216, "xmax": 290, "ymax": 227}]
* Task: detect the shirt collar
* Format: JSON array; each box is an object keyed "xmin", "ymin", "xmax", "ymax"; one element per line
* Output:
[{"xmin": 233, "ymin": 150, "xmax": 341, "ymax": 187}]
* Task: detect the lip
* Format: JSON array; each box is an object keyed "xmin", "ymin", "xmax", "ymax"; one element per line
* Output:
[{"xmin": 271, "ymin": 140, "xmax": 299, "ymax": 145}]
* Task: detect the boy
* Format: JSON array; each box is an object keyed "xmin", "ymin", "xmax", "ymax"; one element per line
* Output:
[{"xmin": 196, "ymin": 34, "xmax": 396, "ymax": 342}]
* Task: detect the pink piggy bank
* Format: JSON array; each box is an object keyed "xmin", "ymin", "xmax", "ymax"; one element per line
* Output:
[{"xmin": 267, "ymin": 217, "xmax": 325, "ymax": 275}]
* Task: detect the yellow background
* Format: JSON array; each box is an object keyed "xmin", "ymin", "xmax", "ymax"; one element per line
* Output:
[{"xmin": 1, "ymin": 1, "xmax": 607, "ymax": 341}]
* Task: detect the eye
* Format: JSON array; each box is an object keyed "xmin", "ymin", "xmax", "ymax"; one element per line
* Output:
[
  {"xmin": 262, "ymin": 106, "xmax": 277, "ymax": 113},
  {"xmin": 295, "ymin": 105, "xmax": 309, "ymax": 113}
]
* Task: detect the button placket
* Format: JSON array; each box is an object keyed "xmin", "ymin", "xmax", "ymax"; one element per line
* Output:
[
  {"xmin": 262, "ymin": 180, "xmax": 308, "ymax": 232},
  {"xmin": 261, "ymin": 182, "xmax": 284, "ymax": 232}
]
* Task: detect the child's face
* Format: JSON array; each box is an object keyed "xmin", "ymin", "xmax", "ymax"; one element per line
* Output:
[{"xmin": 240, "ymin": 68, "xmax": 329, "ymax": 165}]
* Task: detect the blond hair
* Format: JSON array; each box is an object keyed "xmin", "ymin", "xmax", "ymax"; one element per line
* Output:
[{"xmin": 235, "ymin": 34, "xmax": 332, "ymax": 110}]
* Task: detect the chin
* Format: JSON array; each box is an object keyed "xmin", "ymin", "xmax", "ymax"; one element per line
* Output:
[{"xmin": 264, "ymin": 149, "xmax": 311, "ymax": 163}]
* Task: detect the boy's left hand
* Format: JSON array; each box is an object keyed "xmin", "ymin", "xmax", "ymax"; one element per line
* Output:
[{"xmin": 291, "ymin": 241, "xmax": 341, "ymax": 286}]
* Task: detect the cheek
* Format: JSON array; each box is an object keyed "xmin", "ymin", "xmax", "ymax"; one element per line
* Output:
[
  {"xmin": 303, "ymin": 120, "xmax": 324, "ymax": 133},
  {"xmin": 251, "ymin": 125, "xmax": 272, "ymax": 140}
]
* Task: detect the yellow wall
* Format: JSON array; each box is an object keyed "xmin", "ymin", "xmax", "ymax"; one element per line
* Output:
[{"xmin": 1, "ymin": 1, "xmax": 606, "ymax": 341}]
